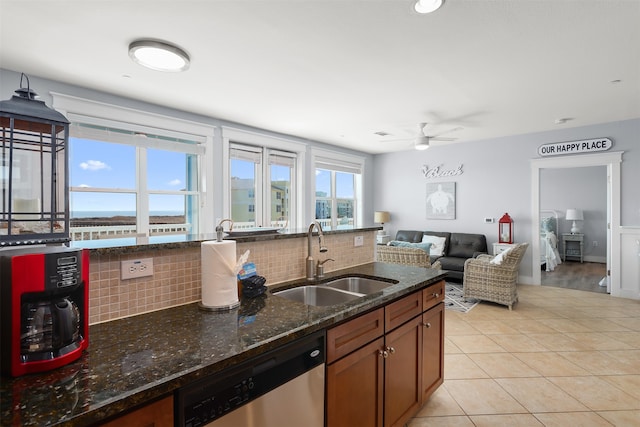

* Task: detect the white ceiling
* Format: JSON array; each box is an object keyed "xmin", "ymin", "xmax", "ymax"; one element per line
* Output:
[{"xmin": 1, "ymin": 0, "xmax": 639, "ymax": 154}]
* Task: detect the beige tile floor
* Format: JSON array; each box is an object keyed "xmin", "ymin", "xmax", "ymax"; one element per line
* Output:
[{"xmin": 409, "ymin": 285, "xmax": 640, "ymax": 427}]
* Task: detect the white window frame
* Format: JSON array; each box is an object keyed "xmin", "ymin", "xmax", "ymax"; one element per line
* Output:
[
  {"xmin": 311, "ymin": 148, "xmax": 365, "ymax": 230},
  {"xmin": 51, "ymin": 93, "xmax": 215, "ymax": 236},
  {"xmin": 222, "ymin": 126, "xmax": 306, "ymax": 230}
]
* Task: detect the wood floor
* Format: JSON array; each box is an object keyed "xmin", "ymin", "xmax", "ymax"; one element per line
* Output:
[{"xmin": 541, "ymin": 261, "xmax": 608, "ymax": 294}]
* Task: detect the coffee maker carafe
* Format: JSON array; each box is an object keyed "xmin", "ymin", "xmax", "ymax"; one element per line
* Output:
[{"xmin": 1, "ymin": 246, "xmax": 89, "ymax": 377}]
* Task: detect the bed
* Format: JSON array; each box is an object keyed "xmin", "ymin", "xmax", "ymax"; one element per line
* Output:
[{"xmin": 540, "ymin": 210, "xmax": 562, "ymax": 272}]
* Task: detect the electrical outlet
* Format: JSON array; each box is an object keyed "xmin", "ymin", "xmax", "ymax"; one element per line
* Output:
[
  {"xmin": 121, "ymin": 258, "xmax": 154, "ymax": 280},
  {"xmin": 484, "ymin": 217, "xmax": 494, "ymax": 223},
  {"xmin": 354, "ymin": 235, "xmax": 364, "ymax": 247},
  {"xmin": 593, "ymin": 240, "xmax": 598, "ymax": 247}
]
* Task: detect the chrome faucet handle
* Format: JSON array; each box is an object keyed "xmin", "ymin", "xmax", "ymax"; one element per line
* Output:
[{"xmin": 316, "ymin": 258, "xmax": 334, "ymax": 278}]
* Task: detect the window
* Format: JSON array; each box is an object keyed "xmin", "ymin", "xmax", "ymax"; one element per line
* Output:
[
  {"xmin": 68, "ymin": 124, "xmax": 203, "ymax": 241},
  {"xmin": 314, "ymin": 150, "xmax": 364, "ymax": 230},
  {"xmin": 229, "ymin": 143, "xmax": 296, "ymax": 230}
]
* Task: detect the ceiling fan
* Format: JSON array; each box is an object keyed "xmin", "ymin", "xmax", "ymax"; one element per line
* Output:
[{"xmin": 379, "ymin": 122, "xmax": 462, "ymax": 150}]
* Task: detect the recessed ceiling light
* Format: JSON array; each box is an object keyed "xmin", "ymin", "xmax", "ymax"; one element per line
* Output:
[
  {"xmin": 128, "ymin": 40, "xmax": 190, "ymax": 72},
  {"xmin": 414, "ymin": 0, "xmax": 445, "ymax": 14}
]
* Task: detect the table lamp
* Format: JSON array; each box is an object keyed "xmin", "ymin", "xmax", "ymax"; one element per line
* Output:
[
  {"xmin": 374, "ymin": 211, "xmax": 391, "ymax": 236},
  {"xmin": 565, "ymin": 209, "xmax": 583, "ymax": 234}
]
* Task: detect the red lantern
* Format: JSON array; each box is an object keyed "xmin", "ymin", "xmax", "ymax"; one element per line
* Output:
[{"xmin": 498, "ymin": 213, "xmax": 513, "ymax": 243}]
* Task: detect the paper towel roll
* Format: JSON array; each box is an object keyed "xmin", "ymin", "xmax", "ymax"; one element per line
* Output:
[{"xmin": 200, "ymin": 240, "xmax": 240, "ymax": 310}]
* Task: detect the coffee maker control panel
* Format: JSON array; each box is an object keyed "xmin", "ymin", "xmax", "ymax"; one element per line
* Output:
[{"xmin": 45, "ymin": 251, "xmax": 81, "ymax": 290}]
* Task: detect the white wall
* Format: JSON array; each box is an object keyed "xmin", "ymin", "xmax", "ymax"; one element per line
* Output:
[{"xmin": 373, "ymin": 119, "xmax": 640, "ymax": 283}]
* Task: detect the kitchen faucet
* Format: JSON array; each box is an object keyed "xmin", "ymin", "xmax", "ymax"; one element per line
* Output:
[{"xmin": 306, "ymin": 221, "xmax": 328, "ymax": 280}]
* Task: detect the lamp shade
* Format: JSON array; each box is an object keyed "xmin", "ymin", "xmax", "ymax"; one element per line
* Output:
[
  {"xmin": 565, "ymin": 209, "xmax": 583, "ymax": 221},
  {"xmin": 374, "ymin": 211, "xmax": 391, "ymax": 224}
]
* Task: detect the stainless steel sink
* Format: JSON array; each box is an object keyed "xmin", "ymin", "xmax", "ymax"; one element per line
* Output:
[
  {"xmin": 273, "ymin": 285, "xmax": 364, "ymax": 306},
  {"xmin": 323, "ymin": 276, "xmax": 396, "ymax": 295}
]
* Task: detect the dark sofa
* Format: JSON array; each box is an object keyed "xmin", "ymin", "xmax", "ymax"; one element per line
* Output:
[{"xmin": 394, "ymin": 230, "xmax": 488, "ymax": 281}]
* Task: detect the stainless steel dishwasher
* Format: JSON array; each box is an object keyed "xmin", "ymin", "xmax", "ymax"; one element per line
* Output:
[{"xmin": 175, "ymin": 331, "xmax": 325, "ymax": 427}]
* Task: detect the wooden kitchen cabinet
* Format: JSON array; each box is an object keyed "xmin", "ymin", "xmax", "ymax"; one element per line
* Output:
[
  {"xmin": 99, "ymin": 395, "xmax": 173, "ymax": 427},
  {"xmin": 326, "ymin": 280, "xmax": 445, "ymax": 427},
  {"xmin": 421, "ymin": 302, "xmax": 444, "ymax": 401},
  {"xmin": 383, "ymin": 315, "xmax": 422, "ymax": 427},
  {"xmin": 326, "ymin": 338, "xmax": 384, "ymax": 427}
]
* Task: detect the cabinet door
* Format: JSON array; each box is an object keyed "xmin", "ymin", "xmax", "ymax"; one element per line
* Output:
[
  {"xmin": 326, "ymin": 338, "xmax": 384, "ymax": 427},
  {"xmin": 421, "ymin": 302, "xmax": 444, "ymax": 403},
  {"xmin": 100, "ymin": 395, "xmax": 173, "ymax": 427},
  {"xmin": 383, "ymin": 315, "xmax": 422, "ymax": 427}
]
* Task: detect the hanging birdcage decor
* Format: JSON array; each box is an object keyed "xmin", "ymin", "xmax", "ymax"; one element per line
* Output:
[{"xmin": 0, "ymin": 74, "xmax": 70, "ymax": 246}]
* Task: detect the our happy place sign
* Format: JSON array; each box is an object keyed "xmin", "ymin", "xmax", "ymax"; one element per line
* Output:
[{"xmin": 538, "ymin": 138, "xmax": 613, "ymax": 157}]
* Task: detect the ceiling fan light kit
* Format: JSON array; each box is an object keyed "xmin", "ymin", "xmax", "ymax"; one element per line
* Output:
[
  {"xmin": 414, "ymin": 0, "xmax": 445, "ymax": 14},
  {"xmin": 128, "ymin": 39, "xmax": 190, "ymax": 72},
  {"xmin": 415, "ymin": 136, "xmax": 430, "ymax": 150}
]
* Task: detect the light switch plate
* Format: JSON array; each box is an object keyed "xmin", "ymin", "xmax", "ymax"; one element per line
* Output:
[
  {"xmin": 121, "ymin": 258, "xmax": 154, "ymax": 280},
  {"xmin": 354, "ymin": 236, "xmax": 364, "ymax": 247}
]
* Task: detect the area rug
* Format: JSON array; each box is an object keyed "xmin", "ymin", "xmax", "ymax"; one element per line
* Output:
[{"xmin": 444, "ymin": 282, "xmax": 479, "ymax": 313}]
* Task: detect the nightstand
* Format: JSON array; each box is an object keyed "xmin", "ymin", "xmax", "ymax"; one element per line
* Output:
[
  {"xmin": 376, "ymin": 234, "xmax": 391, "ymax": 245},
  {"xmin": 561, "ymin": 233, "xmax": 584, "ymax": 263},
  {"xmin": 493, "ymin": 242, "xmax": 517, "ymax": 256}
]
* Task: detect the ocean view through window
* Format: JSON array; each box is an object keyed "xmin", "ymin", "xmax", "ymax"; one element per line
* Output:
[{"xmin": 69, "ymin": 123, "xmax": 202, "ymax": 241}]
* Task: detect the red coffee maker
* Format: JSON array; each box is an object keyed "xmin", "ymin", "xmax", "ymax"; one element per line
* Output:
[{"xmin": 0, "ymin": 246, "xmax": 89, "ymax": 377}]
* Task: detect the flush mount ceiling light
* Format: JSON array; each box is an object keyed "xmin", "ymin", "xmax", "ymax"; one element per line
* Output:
[
  {"xmin": 414, "ymin": 0, "xmax": 445, "ymax": 14},
  {"xmin": 128, "ymin": 40, "xmax": 190, "ymax": 72}
]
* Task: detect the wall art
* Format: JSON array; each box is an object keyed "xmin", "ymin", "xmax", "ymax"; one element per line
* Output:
[{"xmin": 426, "ymin": 182, "xmax": 456, "ymax": 220}]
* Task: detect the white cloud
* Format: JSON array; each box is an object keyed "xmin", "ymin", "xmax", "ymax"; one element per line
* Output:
[
  {"xmin": 168, "ymin": 179, "xmax": 182, "ymax": 186},
  {"xmin": 79, "ymin": 160, "xmax": 109, "ymax": 171}
]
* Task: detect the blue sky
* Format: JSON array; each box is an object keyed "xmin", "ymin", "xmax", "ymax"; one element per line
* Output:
[{"xmin": 70, "ymin": 138, "xmax": 187, "ymax": 212}]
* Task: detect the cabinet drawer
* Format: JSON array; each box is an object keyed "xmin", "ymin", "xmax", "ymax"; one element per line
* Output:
[
  {"xmin": 422, "ymin": 280, "xmax": 445, "ymax": 311},
  {"xmin": 385, "ymin": 291, "xmax": 422, "ymax": 333},
  {"xmin": 327, "ymin": 308, "xmax": 384, "ymax": 364}
]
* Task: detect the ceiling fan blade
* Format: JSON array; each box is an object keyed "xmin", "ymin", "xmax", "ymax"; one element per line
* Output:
[{"xmin": 428, "ymin": 126, "xmax": 464, "ymax": 138}]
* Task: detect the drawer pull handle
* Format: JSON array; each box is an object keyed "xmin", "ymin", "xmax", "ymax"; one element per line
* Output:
[
  {"xmin": 379, "ymin": 349, "xmax": 389, "ymax": 358},
  {"xmin": 423, "ymin": 322, "xmax": 432, "ymax": 328},
  {"xmin": 433, "ymin": 293, "xmax": 440, "ymax": 298},
  {"xmin": 387, "ymin": 346, "xmax": 396, "ymax": 355}
]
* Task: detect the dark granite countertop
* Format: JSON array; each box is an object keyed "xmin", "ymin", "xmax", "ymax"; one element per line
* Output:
[{"xmin": 0, "ymin": 262, "xmax": 445, "ymax": 426}]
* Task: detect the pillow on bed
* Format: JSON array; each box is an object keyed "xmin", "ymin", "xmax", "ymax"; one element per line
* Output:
[
  {"xmin": 388, "ymin": 240, "xmax": 433, "ymax": 254},
  {"xmin": 541, "ymin": 217, "xmax": 556, "ymax": 233},
  {"xmin": 421, "ymin": 235, "xmax": 447, "ymax": 257}
]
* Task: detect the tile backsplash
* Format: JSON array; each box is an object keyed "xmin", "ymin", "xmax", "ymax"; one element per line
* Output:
[{"xmin": 88, "ymin": 231, "xmax": 376, "ymax": 324}]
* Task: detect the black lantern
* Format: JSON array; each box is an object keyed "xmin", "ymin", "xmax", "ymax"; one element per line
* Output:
[
  {"xmin": 498, "ymin": 213, "xmax": 513, "ymax": 244},
  {"xmin": 0, "ymin": 74, "xmax": 70, "ymax": 246}
]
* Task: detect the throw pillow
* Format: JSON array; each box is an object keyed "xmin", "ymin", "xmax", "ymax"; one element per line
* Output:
[
  {"xmin": 490, "ymin": 246, "xmax": 514, "ymax": 265},
  {"xmin": 421, "ymin": 235, "xmax": 446, "ymax": 257},
  {"xmin": 388, "ymin": 240, "xmax": 433, "ymax": 254}
]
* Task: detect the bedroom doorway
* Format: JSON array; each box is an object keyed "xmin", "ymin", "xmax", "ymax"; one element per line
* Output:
[
  {"xmin": 530, "ymin": 152, "xmax": 622, "ymax": 296},
  {"xmin": 539, "ymin": 166, "xmax": 608, "ymax": 293}
]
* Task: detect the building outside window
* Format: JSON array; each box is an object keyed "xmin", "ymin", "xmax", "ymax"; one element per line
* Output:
[
  {"xmin": 230, "ymin": 144, "xmax": 296, "ymax": 230},
  {"xmin": 313, "ymin": 150, "xmax": 363, "ymax": 230}
]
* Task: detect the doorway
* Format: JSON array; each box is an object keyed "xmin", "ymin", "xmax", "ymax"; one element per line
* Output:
[
  {"xmin": 530, "ymin": 152, "xmax": 623, "ymax": 295},
  {"xmin": 539, "ymin": 166, "xmax": 608, "ymax": 294}
]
